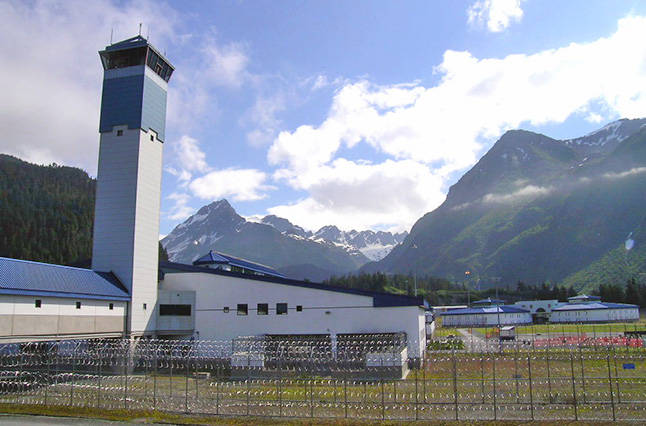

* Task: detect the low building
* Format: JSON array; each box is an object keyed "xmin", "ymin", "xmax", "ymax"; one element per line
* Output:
[
  {"xmin": 440, "ymin": 305, "xmax": 532, "ymax": 327},
  {"xmin": 550, "ymin": 295, "xmax": 639, "ymax": 323},
  {"xmin": 0, "ymin": 257, "xmax": 128, "ymax": 342},
  {"xmin": 159, "ymin": 260, "xmax": 428, "ymax": 357},
  {"xmin": 512, "ymin": 299, "xmax": 560, "ymax": 323}
]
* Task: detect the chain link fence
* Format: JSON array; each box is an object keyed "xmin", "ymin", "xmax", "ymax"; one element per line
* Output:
[{"xmin": 0, "ymin": 336, "xmax": 645, "ymax": 421}]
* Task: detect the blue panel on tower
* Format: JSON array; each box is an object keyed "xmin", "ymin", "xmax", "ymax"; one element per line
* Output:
[
  {"xmin": 99, "ymin": 74, "xmax": 167, "ymax": 141},
  {"xmin": 142, "ymin": 75, "xmax": 167, "ymax": 141},
  {"xmin": 99, "ymin": 75, "xmax": 144, "ymax": 133}
]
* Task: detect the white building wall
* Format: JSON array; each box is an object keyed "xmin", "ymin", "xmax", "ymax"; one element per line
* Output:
[
  {"xmin": 551, "ymin": 307, "xmax": 640, "ymax": 323},
  {"xmin": 0, "ymin": 295, "xmax": 126, "ymax": 341},
  {"xmin": 92, "ymin": 126, "xmax": 162, "ymax": 335},
  {"xmin": 442, "ymin": 312, "xmax": 532, "ymax": 327},
  {"xmin": 160, "ymin": 272, "xmax": 426, "ymax": 356}
]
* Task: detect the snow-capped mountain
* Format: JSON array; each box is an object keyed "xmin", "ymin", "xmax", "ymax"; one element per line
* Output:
[{"xmin": 161, "ymin": 200, "xmax": 407, "ymax": 280}]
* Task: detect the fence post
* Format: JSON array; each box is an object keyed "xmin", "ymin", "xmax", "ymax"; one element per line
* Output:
[
  {"xmin": 344, "ymin": 379, "xmax": 348, "ymax": 418},
  {"xmin": 480, "ymin": 355, "xmax": 485, "ymax": 404},
  {"xmin": 70, "ymin": 346, "xmax": 75, "ymax": 407},
  {"xmin": 546, "ymin": 349, "xmax": 552, "ymax": 403},
  {"xmin": 185, "ymin": 351, "xmax": 190, "ymax": 413},
  {"xmin": 215, "ymin": 379, "xmax": 220, "ymax": 416},
  {"xmin": 44, "ymin": 350, "xmax": 50, "ymax": 406},
  {"xmin": 97, "ymin": 353, "xmax": 101, "ymax": 409},
  {"xmin": 491, "ymin": 354, "xmax": 498, "ymax": 420},
  {"xmin": 123, "ymin": 342, "xmax": 129, "ymax": 410},
  {"xmin": 153, "ymin": 346, "xmax": 157, "ymax": 410},
  {"xmin": 453, "ymin": 349, "xmax": 458, "ymax": 420},
  {"xmin": 606, "ymin": 354, "xmax": 616, "ymax": 421},
  {"xmin": 612, "ymin": 344, "xmax": 621, "ymax": 403},
  {"xmin": 579, "ymin": 345, "xmax": 586, "ymax": 404},
  {"xmin": 569, "ymin": 352, "xmax": 578, "ymax": 421},
  {"xmin": 310, "ymin": 379, "xmax": 314, "ymax": 418},
  {"xmin": 527, "ymin": 354, "xmax": 534, "ymax": 421},
  {"xmin": 414, "ymin": 365, "xmax": 419, "ymax": 420}
]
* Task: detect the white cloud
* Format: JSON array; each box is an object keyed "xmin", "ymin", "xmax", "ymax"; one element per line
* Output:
[
  {"xmin": 267, "ymin": 16, "xmax": 646, "ymax": 230},
  {"xmin": 242, "ymin": 94, "xmax": 286, "ymax": 146},
  {"xmin": 167, "ymin": 192, "xmax": 194, "ymax": 220},
  {"xmin": 269, "ymin": 159, "xmax": 445, "ymax": 231},
  {"xmin": 174, "ymin": 135, "xmax": 210, "ymax": 174},
  {"xmin": 189, "ymin": 168, "xmax": 274, "ymax": 202},
  {"xmin": 602, "ymin": 167, "xmax": 646, "ymax": 180},
  {"xmin": 482, "ymin": 184, "xmax": 553, "ymax": 204},
  {"xmin": 202, "ymin": 39, "xmax": 249, "ymax": 88},
  {"xmin": 0, "ymin": 0, "xmax": 179, "ymax": 174},
  {"xmin": 467, "ymin": 0, "xmax": 524, "ymax": 32}
]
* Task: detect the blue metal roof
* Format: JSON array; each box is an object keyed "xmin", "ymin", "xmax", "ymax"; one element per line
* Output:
[
  {"xmin": 161, "ymin": 261, "xmax": 425, "ymax": 308},
  {"xmin": 553, "ymin": 302, "xmax": 638, "ymax": 312},
  {"xmin": 193, "ymin": 250, "xmax": 286, "ymax": 278},
  {"xmin": 0, "ymin": 257, "xmax": 130, "ymax": 301},
  {"xmin": 441, "ymin": 305, "xmax": 530, "ymax": 316}
]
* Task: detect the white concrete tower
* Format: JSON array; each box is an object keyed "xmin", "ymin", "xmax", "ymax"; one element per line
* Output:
[{"xmin": 92, "ymin": 36, "xmax": 174, "ymax": 336}]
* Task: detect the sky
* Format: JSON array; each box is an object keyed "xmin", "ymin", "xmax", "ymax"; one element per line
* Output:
[{"xmin": 1, "ymin": 0, "xmax": 646, "ymax": 236}]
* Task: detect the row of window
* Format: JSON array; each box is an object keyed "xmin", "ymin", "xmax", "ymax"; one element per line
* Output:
[
  {"xmin": 33, "ymin": 299, "xmax": 114, "ymax": 310},
  {"xmin": 226, "ymin": 303, "xmax": 303, "ymax": 316}
]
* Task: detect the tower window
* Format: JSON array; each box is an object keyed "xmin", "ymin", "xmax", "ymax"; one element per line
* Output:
[
  {"xmin": 257, "ymin": 303, "xmax": 268, "ymax": 315},
  {"xmin": 143, "ymin": 303, "xmax": 147, "ymax": 310},
  {"xmin": 237, "ymin": 304, "xmax": 248, "ymax": 316},
  {"xmin": 276, "ymin": 303, "xmax": 288, "ymax": 315},
  {"xmin": 116, "ymin": 130, "xmax": 123, "ymax": 136},
  {"xmin": 35, "ymin": 299, "xmax": 42, "ymax": 308},
  {"xmin": 296, "ymin": 305, "xmax": 303, "ymax": 312},
  {"xmin": 76, "ymin": 302, "xmax": 81, "ymax": 309},
  {"xmin": 109, "ymin": 303, "xmax": 114, "ymax": 310},
  {"xmin": 223, "ymin": 306, "xmax": 229, "ymax": 313},
  {"xmin": 150, "ymin": 134, "xmax": 154, "ymax": 141}
]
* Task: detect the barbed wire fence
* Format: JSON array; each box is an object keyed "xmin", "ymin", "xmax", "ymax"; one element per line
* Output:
[{"xmin": 0, "ymin": 335, "xmax": 645, "ymax": 421}]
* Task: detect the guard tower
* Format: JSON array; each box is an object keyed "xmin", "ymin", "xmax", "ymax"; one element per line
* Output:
[{"xmin": 92, "ymin": 36, "xmax": 174, "ymax": 336}]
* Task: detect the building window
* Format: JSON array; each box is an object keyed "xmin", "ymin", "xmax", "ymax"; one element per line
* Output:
[
  {"xmin": 76, "ymin": 302, "xmax": 81, "ymax": 309},
  {"xmin": 109, "ymin": 303, "xmax": 114, "ymax": 310},
  {"xmin": 35, "ymin": 299, "xmax": 41, "ymax": 308},
  {"xmin": 296, "ymin": 305, "xmax": 303, "ymax": 312},
  {"xmin": 150, "ymin": 134, "xmax": 154, "ymax": 141},
  {"xmin": 237, "ymin": 304, "xmax": 248, "ymax": 316},
  {"xmin": 143, "ymin": 303, "xmax": 147, "ymax": 310},
  {"xmin": 257, "ymin": 303, "xmax": 268, "ymax": 315},
  {"xmin": 223, "ymin": 306, "xmax": 229, "ymax": 313},
  {"xmin": 159, "ymin": 304, "xmax": 191, "ymax": 316},
  {"xmin": 116, "ymin": 129, "xmax": 123, "ymax": 136},
  {"xmin": 276, "ymin": 303, "xmax": 288, "ymax": 315}
]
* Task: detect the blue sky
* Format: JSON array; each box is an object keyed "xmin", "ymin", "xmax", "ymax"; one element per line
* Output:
[{"xmin": 1, "ymin": 0, "xmax": 646, "ymax": 235}]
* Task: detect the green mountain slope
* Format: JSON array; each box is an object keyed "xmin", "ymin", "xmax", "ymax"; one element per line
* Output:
[
  {"xmin": 0, "ymin": 154, "xmax": 95, "ymax": 265},
  {"xmin": 364, "ymin": 119, "xmax": 646, "ymax": 288}
]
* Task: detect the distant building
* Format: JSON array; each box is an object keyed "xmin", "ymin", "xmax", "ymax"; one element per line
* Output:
[
  {"xmin": 512, "ymin": 299, "xmax": 559, "ymax": 323},
  {"xmin": 440, "ymin": 298, "xmax": 531, "ymax": 327},
  {"xmin": 550, "ymin": 295, "xmax": 639, "ymax": 323}
]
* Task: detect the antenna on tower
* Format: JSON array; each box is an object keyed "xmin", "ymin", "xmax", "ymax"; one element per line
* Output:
[
  {"xmin": 110, "ymin": 27, "xmax": 113, "ymax": 44},
  {"xmin": 138, "ymin": 22, "xmax": 142, "ymax": 36},
  {"xmin": 146, "ymin": 25, "xmax": 150, "ymax": 40}
]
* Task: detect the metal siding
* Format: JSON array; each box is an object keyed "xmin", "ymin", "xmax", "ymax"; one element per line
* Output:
[
  {"xmin": 99, "ymin": 75, "xmax": 144, "ymax": 133},
  {"xmin": 141, "ymin": 75, "xmax": 167, "ymax": 141},
  {"xmin": 0, "ymin": 257, "xmax": 129, "ymax": 300}
]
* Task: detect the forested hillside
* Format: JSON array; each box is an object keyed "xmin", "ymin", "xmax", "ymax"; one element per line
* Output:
[{"xmin": 0, "ymin": 154, "xmax": 95, "ymax": 265}]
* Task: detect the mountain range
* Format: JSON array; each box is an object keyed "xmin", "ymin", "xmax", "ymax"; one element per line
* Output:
[
  {"xmin": 364, "ymin": 118, "xmax": 646, "ymax": 292},
  {"xmin": 161, "ymin": 200, "xmax": 407, "ymax": 281}
]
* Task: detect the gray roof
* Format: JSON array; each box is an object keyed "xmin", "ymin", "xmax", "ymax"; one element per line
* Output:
[{"xmin": 0, "ymin": 257, "xmax": 130, "ymax": 301}]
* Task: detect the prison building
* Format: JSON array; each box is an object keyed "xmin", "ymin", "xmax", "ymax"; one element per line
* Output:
[
  {"xmin": 0, "ymin": 35, "xmax": 428, "ymax": 355},
  {"xmin": 550, "ymin": 295, "xmax": 639, "ymax": 323},
  {"xmin": 440, "ymin": 305, "xmax": 532, "ymax": 327},
  {"xmin": 0, "ymin": 257, "xmax": 128, "ymax": 342}
]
